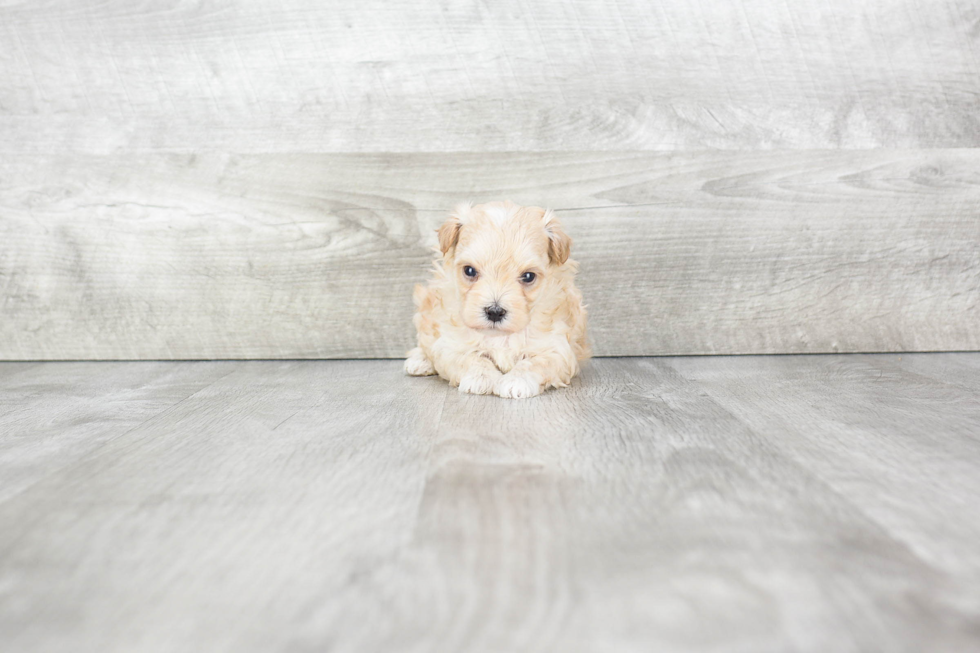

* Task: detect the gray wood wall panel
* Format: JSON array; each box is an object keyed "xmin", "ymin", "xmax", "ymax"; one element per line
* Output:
[
  {"xmin": 1, "ymin": 151, "xmax": 977, "ymax": 359},
  {"xmin": 2, "ymin": 1, "xmax": 979, "ymax": 358},
  {"xmin": 1, "ymin": 0, "xmax": 978, "ymax": 153}
]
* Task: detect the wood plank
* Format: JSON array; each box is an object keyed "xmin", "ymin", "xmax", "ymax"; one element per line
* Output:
[
  {"xmin": 0, "ymin": 360, "xmax": 445, "ymax": 652},
  {"xmin": 0, "ymin": 361, "xmax": 234, "ymax": 503},
  {"xmin": 665, "ymin": 354, "xmax": 980, "ymax": 585},
  {"xmin": 872, "ymin": 351, "xmax": 980, "ymax": 393},
  {"xmin": 0, "ymin": 357, "xmax": 978, "ymax": 651},
  {"xmin": 1, "ymin": 0, "xmax": 978, "ymax": 152},
  {"xmin": 2, "ymin": 151, "xmax": 978, "ymax": 359}
]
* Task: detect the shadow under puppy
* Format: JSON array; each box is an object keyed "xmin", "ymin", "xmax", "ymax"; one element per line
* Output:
[{"xmin": 405, "ymin": 201, "xmax": 590, "ymax": 398}]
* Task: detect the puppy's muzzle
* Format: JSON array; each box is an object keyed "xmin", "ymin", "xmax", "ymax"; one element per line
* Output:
[{"xmin": 484, "ymin": 303, "xmax": 507, "ymax": 324}]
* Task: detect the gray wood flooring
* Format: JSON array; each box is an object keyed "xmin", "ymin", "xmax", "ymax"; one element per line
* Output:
[
  {"xmin": 3, "ymin": 151, "xmax": 978, "ymax": 359},
  {"xmin": 1, "ymin": 355, "xmax": 978, "ymax": 652}
]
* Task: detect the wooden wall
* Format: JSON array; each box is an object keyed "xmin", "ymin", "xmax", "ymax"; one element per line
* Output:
[{"xmin": 1, "ymin": 1, "xmax": 978, "ymax": 359}]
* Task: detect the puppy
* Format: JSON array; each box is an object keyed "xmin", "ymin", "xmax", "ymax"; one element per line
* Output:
[{"xmin": 405, "ymin": 201, "xmax": 590, "ymax": 398}]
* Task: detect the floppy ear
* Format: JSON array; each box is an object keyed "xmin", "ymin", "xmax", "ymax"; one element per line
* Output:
[
  {"xmin": 437, "ymin": 203, "xmax": 472, "ymax": 255},
  {"xmin": 437, "ymin": 214, "xmax": 462, "ymax": 256},
  {"xmin": 543, "ymin": 210, "xmax": 571, "ymax": 265}
]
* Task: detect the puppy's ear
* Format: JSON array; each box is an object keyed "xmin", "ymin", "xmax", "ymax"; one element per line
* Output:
[
  {"xmin": 437, "ymin": 216, "xmax": 461, "ymax": 255},
  {"xmin": 437, "ymin": 203, "xmax": 471, "ymax": 255},
  {"xmin": 543, "ymin": 210, "xmax": 571, "ymax": 265}
]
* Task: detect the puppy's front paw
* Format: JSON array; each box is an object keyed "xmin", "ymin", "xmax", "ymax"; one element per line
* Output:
[
  {"xmin": 458, "ymin": 367, "xmax": 501, "ymax": 395},
  {"xmin": 404, "ymin": 348, "xmax": 436, "ymax": 376},
  {"xmin": 495, "ymin": 370, "xmax": 543, "ymax": 399}
]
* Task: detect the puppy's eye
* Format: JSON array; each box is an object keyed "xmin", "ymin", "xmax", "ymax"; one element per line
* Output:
[
  {"xmin": 463, "ymin": 266, "xmax": 478, "ymax": 278},
  {"xmin": 520, "ymin": 271, "xmax": 536, "ymax": 284}
]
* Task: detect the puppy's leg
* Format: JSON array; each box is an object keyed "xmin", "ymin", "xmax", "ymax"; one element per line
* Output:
[
  {"xmin": 496, "ymin": 341, "xmax": 577, "ymax": 399},
  {"xmin": 427, "ymin": 341, "xmax": 501, "ymax": 394},
  {"xmin": 495, "ymin": 366, "xmax": 543, "ymax": 399},
  {"xmin": 456, "ymin": 355, "xmax": 503, "ymax": 395},
  {"xmin": 404, "ymin": 347, "xmax": 436, "ymax": 376}
]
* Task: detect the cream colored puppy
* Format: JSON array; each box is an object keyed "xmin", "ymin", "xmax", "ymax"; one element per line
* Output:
[{"xmin": 405, "ymin": 201, "xmax": 590, "ymax": 398}]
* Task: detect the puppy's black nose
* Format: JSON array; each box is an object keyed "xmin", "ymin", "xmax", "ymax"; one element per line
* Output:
[{"xmin": 484, "ymin": 304, "xmax": 507, "ymax": 323}]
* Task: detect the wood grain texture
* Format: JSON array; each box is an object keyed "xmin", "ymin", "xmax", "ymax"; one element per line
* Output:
[
  {"xmin": 1, "ymin": 0, "xmax": 978, "ymax": 153},
  {"xmin": 0, "ymin": 361, "xmax": 233, "ymax": 503},
  {"xmin": 666, "ymin": 354, "xmax": 980, "ymax": 583},
  {"xmin": 0, "ymin": 356, "xmax": 978, "ymax": 652},
  {"xmin": 2, "ymin": 151, "xmax": 978, "ymax": 359}
]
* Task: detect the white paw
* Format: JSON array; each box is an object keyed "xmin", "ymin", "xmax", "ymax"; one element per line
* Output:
[
  {"xmin": 458, "ymin": 367, "xmax": 501, "ymax": 395},
  {"xmin": 404, "ymin": 349, "xmax": 436, "ymax": 376},
  {"xmin": 495, "ymin": 370, "xmax": 543, "ymax": 399}
]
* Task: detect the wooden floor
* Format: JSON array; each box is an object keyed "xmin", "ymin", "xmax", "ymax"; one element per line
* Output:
[{"xmin": 1, "ymin": 355, "xmax": 978, "ymax": 652}]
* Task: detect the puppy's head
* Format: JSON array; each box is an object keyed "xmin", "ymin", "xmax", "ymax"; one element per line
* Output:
[{"xmin": 437, "ymin": 201, "xmax": 572, "ymax": 334}]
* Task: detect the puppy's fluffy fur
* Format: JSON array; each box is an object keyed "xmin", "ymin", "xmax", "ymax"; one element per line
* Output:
[{"xmin": 405, "ymin": 201, "xmax": 590, "ymax": 398}]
